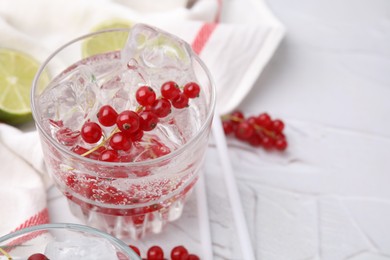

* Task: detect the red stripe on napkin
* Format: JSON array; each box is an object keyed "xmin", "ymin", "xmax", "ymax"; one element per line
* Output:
[
  {"xmin": 6, "ymin": 230, "xmax": 47, "ymax": 251},
  {"xmin": 4, "ymin": 209, "xmax": 50, "ymax": 252},
  {"xmin": 13, "ymin": 208, "xmax": 50, "ymax": 232},
  {"xmin": 191, "ymin": 23, "xmax": 218, "ymax": 55}
]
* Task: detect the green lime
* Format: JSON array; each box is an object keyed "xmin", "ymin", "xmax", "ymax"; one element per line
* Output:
[
  {"xmin": 0, "ymin": 49, "xmax": 43, "ymax": 125},
  {"xmin": 149, "ymin": 34, "xmax": 188, "ymax": 61},
  {"xmin": 82, "ymin": 19, "xmax": 133, "ymax": 58}
]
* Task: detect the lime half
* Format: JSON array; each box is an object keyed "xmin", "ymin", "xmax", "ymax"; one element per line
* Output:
[
  {"xmin": 82, "ymin": 19, "xmax": 133, "ymax": 58},
  {"xmin": 0, "ymin": 49, "xmax": 43, "ymax": 125}
]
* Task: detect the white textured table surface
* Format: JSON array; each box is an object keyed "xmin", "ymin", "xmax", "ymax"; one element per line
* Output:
[
  {"xmin": 234, "ymin": 0, "xmax": 390, "ymax": 259},
  {"xmin": 49, "ymin": 1, "xmax": 390, "ymax": 259}
]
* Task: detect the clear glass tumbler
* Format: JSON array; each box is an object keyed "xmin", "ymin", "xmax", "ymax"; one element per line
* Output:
[{"xmin": 31, "ymin": 25, "xmax": 216, "ymax": 240}]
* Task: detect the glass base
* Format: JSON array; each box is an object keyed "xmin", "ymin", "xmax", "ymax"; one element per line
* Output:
[{"xmin": 67, "ymin": 190, "xmax": 192, "ymax": 241}]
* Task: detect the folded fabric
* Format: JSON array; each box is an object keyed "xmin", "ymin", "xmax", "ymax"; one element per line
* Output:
[
  {"xmin": 0, "ymin": 0, "xmax": 284, "ymax": 237},
  {"xmin": 0, "ymin": 124, "xmax": 49, "ymax": 236}
]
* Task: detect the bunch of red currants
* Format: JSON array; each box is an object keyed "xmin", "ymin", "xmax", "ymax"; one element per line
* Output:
[
  {"xmin": 130, "ymin": 244, "xmax": 199, "ymax": 260},
  {"xmin": 72, "ymin": 81, "xmax": 201, "ymax": 162},
  {"xmin": 222, "ymin": 111, "xmax": 287, "ymax": 151}
]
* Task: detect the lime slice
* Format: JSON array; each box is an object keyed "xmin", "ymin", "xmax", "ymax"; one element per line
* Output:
[
  {"xmin": 0, "ymin": 49, "xmax": 42, "ymax": 125},
  {"xmin": 149, "ymin": 35, "xmax": 188, "ymax": 61},
  {"xmin": 82, "ymin": 19, "xmax": 133, "ymax": 58}
]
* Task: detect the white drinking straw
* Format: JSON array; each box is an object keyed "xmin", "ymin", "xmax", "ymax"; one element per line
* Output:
[
  {"xmin": 196, "ymin": 174, "xmax": 214, "ymax": 260},
  {"xmin": 211, "ymin": 114, "xmax": 256, "ymax": 260}
]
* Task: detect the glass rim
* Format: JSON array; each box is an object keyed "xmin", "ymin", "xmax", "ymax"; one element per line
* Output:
[
  {"xmin": 0, "ymin": 223, "xmax": 141, "ymax": 259},
  {"xmin": 31, "ymin": 26, "xmax": 216, "ymax": 168}
]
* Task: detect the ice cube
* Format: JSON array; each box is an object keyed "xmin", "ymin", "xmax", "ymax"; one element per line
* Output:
[
  {"xmin": 117, "ymin": 23, "xmax": 203, "ymax": 155},
  {"xmin": 39, "ymin": 65, "xmax": 99, "ymax": 131},
  {"xmin": 99, "ymin": 58, "xmax": 150, "ymax": 112},
  {"xmin": 121, "ymin": 24, "xmax": 195, "ymax": 91},
  {"xmin": 44, "ymin": 237, "xmax": 119, "ymax": 260}
]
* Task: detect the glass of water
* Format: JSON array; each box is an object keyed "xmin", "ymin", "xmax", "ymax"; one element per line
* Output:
[{"xmin": 31, "ymin": 24, "xmax": 216, "ymax": 240}]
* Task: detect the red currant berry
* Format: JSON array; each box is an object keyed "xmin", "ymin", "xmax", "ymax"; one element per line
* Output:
[
  {"xmin": 223, "ymin": 121, "xmax": 234, "ymax": 135},
  {"xmin": 183, "ymin": 82, "xmax": 200, "ymax": 98},
  {"xmin": 275, "ymin": 132, "xmax": 286, "ymax": 141},
  {"xmin": 186, "ymin": 254, "xmax": 200, "ymax": 260},
  {"xmin": 139, "ymin": 111, "xmax": 159, "ymax": 131},
  {"xmin": 230, "ymin": 110, "xmax": 245, "ymax": 125},
  {"xmin": 99, "ymin": 149, "xmax": 119, "ymax": 162},
  {"xmin": 275, "ymin": 138, "xmax": 288, "ymax": 151},
  {"xmin": 248, "ymin": 133, "xmax": 262, "ymax": 147},
  {"xmin": 246, "ymin": 116, "xmax": 257, "ymax": 126},
  {"xmin": 97, "ymin": 105, "xmax": 118, "ymax": 127},
  {"xmin": 129, "ymin": 245, "xmax": 141, "ymax": 257},
  {"xmin": 171, "ymin": 93, "xmax": 189, "ymax": 109},
  {"xmin": 161, "ymin": 81, "xmax": 180, "ymax": 100},
  {"xmin": 28, "ymin": 253, "xmax": 49, "ymax": 260},
  {"xmin": 147, "ymin": 245, "xmax": 164, "ymax": 260},
  {"xmin": 81, "ymin": 122, "xmax": 102, "ymax": 143},
  {"xmin": 136, "ymin": 86, "xmax": 156, "ymax": 106},
  {"xmin": 151, "ymin": 98, "xmax": 171, "ymax": 118},
  {"xmin": 128, "ymin": 128, "xmax": 144, "ymax": 142},
  {"xmin": 256, "ymin": 113, "xmax": 272, "ymax": 129},
  {"xmin": 109, "ymin": 132, "xmax": 132, "ymax": 151},
  {"xmin": 272, "ymin": 119, "xmax": 285, "ymax": 133},
  {"xmin": 171, "ymin": 245, "xmax": 188, "ymax": 260},
  {"xmin": 261, "ymin": 135, "xmax": 274, "ymax": 149},
  {"xmin": 235, "ymin": 121, "xmax": 255, "ymax": 140},
  {"xmin": 116, "ymin": 110, "xmax": 140, "ymax": 134}
]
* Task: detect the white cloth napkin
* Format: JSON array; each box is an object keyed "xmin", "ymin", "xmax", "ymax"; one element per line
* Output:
[
  {"xmin": 0, "ymin": 0, "xmax": 284, "ymax": 237},
  {"xmin": 0, "ymin": 124, "xmax": 49, "ymax": 236}
]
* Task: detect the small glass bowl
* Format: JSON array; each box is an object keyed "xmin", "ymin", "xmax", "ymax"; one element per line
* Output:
[{"xmin": 0, "ymin": 223, "xmax": 140, "ymax": 260}]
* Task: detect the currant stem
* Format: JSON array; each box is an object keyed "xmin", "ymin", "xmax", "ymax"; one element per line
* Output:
[
  {"xmin": 81, "ymin": 128, "xmax": 119, "ymax": 157},
  {"xmin": 135, "ymin": 105, "xmax": 143, "ymax": 113},
  {"xmin": 221, "ymin": 114, "xmax": 233, "ymax": 121},
  {"xmin": 222, "ymin": 114, "xmax": 277, "ymax": 138},
  {"xmin": 253, "ymin": 124, "xmax": 276, "ymax": 138},
  {"xmin": 0, "ymin": 247, "xmax": 12, "ymax": 260}
]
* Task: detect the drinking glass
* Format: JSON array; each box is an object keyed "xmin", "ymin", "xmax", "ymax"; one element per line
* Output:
[{"xmin": 31, "ymin": 25, "xmax": 216, "ymax": 240}]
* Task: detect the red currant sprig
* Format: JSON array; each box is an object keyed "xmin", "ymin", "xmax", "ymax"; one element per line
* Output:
[
  {"xmin": 129, "ymin": 244, "xmax": 200, "ymax": 260},
  {"xmin": 73, "ymin": 80, "xmax": 201, "ymax": 162},
  {"xmin": 221, "ymin": 111, "xmax": 288, "ymax": 151}
]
